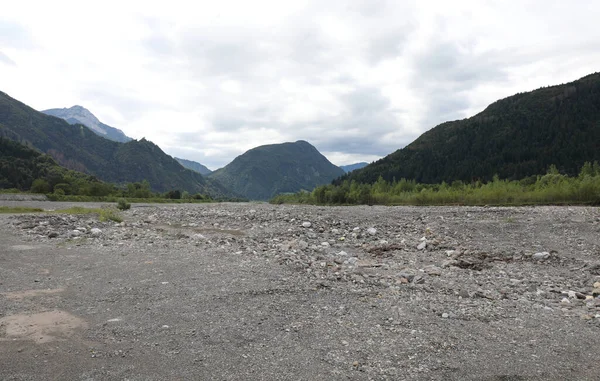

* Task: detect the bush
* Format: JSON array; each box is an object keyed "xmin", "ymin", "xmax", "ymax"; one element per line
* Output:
[{"xmin": 117, "ymin": 198, "xmax": 131, "ymax": 210}]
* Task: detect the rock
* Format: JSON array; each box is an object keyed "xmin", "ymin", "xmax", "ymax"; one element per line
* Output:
[
  {"xmin": 532, "ymin": 252, "xmax": 550, "ymax": 260},
  {"xmin": 417, "ymin": 241, "xmax": 427, "ymax": 250},
  {"xmin": 298, "ymin": 240, "xmax": 309, "ymax": 249},
  {"xmin": 367, "ymin": 227, "xmax": 377, "ymax": 236},
  {"xmin": 593, "ymin": 282, "xmax": 600, "ymax": 289},
  {"xmin": 302, "ymin": 221, "xmax": 312, "ymax": 228},
  {"xmin": 69, "ymin": 230, "xmax": 82, "ymax": 238},
  {"xmin": 441, "ymin": 313, "xmax": 449, "ymax": 318},
  {"xmin": 90, "ymin": 228, "xmax": 103, "ymax": 237},
  {"xmin": 423, "ymin": 265, "xmax": 442, "ymax": 276},
  {"xmin": 592, "ymin": 288, "xmax": 600, "ymax": 297},
  {"xmin": 441, "ymin": 259, "xmax": 458, "ymax": 268},
  {"xmin": 331, "ymin": 229, "xmax": 340, "ymax": 234},
  {"xmin": 337, "ymin": 251, "xmax": 348, "ymax": 257},
  {"xmin": 397, "ymin": 270, "xmax": 416, "ymax": 282},
  {"xmin": 321, "ymin": 242, "xmax": 330, "ymax": 247},
  {"xmin": 47, "ymin": 231, "xmax": 59, "ymax": 238},
  {"xmin": 344, "ymin": 257, "xmax": 358, "ymax": 266}
]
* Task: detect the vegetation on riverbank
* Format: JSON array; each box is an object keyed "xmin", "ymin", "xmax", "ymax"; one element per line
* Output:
[{"xmin": 271, "ymin": 163, "xmax": 600, "ymax": 206}]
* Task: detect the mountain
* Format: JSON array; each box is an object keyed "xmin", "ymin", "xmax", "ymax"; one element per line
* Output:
[
  {"xmin": 0, "ymin": 137, "xmax": 105, "ymax": 192},
  {"xmin": 341, "ymin": 73, "xmax": 600, "ymax": 185},
  {"xmin": 175, "ymin": 157, "xmax": 212, "ymax": 175},
  {"xmin": 0, "ymin": 90, "xmax": 231, "ymax": 196},
  {"xmin": 340, "ymin": 162, "xmax": 368, "ymax": 173},
  {"xmin": 208, "ymin": 140, "xmax": 345, "ymax": 200},
  {"xmin": 42, "ymin": 105, "xmax": 132, "ymax": 143}
]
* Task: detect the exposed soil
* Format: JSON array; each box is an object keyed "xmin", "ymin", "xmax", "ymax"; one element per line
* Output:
[{"xmin": 1, "ymin": 201, "xmax": 599, "ymax": 380}]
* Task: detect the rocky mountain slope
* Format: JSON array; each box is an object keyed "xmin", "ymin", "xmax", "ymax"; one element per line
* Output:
[
  {"xmin": 208, "ymin": 140, "xmax": 345, "ymax": 200},
  {"xmin": 341, "ymin": 73, "xmax": 600, "ymax": 185},
  {"xmin": 43, "ymin": 105, "xmax": 132, "ymax": 143}
]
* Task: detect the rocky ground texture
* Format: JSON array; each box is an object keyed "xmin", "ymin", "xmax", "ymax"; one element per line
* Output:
[{"xmin": 1, "ymin": 201, "xmax": 600, "ymax": 380}]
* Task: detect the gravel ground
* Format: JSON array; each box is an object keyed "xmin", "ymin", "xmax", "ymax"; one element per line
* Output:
[{"xmin": 1, "ymin": 201, "xmax": 599, "ymax": 380}]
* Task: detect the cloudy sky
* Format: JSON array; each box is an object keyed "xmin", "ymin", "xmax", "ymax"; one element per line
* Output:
[{"xmin": 1, "ymin": 1, "xmax": 599, "ymax": 169}]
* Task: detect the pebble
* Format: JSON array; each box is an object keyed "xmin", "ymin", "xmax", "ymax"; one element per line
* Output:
[
  {"xmin": 90, "ymin": 228, "xmax": 103, "ymax": 237},
  {"xmin": 367, "ymin": 227, "xmax": 377, "ymax": 236},
  {"xmin": 417, "ymin": 241, "xmax": 427, "ymax": 250},
  {"xmin": 302, "ymin": 222, "xmax": 312, "ymax": 228},
  {"xmin": 441, "ymin": 313, "xmax": 449, "ymax": 318},
  {"xmin": 532, "ymin": 252, "xmax": 551, "ymax": 260},
  {"xmin": 423, "ymin": 265, "xmax": 442, "ymax": 276}
]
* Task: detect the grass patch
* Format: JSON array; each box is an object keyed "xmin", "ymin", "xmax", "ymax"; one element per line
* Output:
[
  {"xmin": 53, "ymin": 206, "xmax": 123, "ymax": 223},
  {"xmin": 0, "ymin": 206, "xmax": 44, "ymax": 213}
]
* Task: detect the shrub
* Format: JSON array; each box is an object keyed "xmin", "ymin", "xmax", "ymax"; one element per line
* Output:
[{"xmin": 117, "ymin": 198, "xmax": 131, "ymax": 210}]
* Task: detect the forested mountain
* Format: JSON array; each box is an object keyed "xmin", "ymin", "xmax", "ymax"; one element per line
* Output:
[
  {"xmin": 0, "ymin": 137, "xmax": 108, "ymax": 193},
  {"xmin": 0, "ymin": 90, "xmax": 230, "ymax": 196},
  {"xmin": 340, "ymin": 162, "xmax": 368, "ymax": 173},
  {"xmin": 208, "ymin": 140, "xmax": 345, "ymax": 200},
  {"xmin": 43, "ymin": 105, "xmax": 132, "ymax": 143},
  {"xmin": 341, "ymin": 73, "xmax": 600, "ymax": 185},
  {"xmin": 175, "ymin": 157, "xmax": 212, "ymax": 175}
]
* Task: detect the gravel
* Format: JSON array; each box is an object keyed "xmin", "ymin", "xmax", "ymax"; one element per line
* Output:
[{"xmin": 1, "ymin": 201, "xmax": 599, "ymax": 380}]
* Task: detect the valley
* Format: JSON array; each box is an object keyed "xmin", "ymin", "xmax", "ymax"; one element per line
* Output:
[{"xmin": 1, "ymin": 201, "xmax": 599, "ymax": 380}]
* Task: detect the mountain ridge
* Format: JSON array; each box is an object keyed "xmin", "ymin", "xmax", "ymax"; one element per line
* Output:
[
  {"xmin": 43, "ymin": 105, "xmax": 132, "ymax": 143},
  {"xmin": 0, "ymin": 90, "xmax": 232, "ymax": 197},
  {"xmin": 340, "ymin": 72, "xmax": 600, "ymax": 185},
  {"xmin": 175, "ymin": 157, "xmax": 212, "ymax": 175},
  {"xmin": 208, "ymin": 140, "xmax": 345, "ymax": 200}
]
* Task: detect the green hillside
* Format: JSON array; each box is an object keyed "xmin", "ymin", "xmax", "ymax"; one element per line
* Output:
[
  {"xmin": 341, "ymin": 73, "xmax": 600, "ymax": 185},
  {"xmin": 0, "ymin": 90, "xmax": 229, "ymax": 196},
  {"xmin": 0, "ymin": 137, "xmax": 111, "ymax": 194},
  {"xmin": 209, "ymin": 140, "xmax": 345, "ymax": 200}
]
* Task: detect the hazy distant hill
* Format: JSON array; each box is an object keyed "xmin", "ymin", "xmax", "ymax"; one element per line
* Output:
[
  {"xmin": 43, "ymin": 105, "xmax": 132, "ymax": 143},
  {"xmin": 340, "ymin": 162, "xmax": 368, "ymax": 173},
  {"xmin": 0, "ymin": 90, "xmax": 231, "ymax": 196},
  {"xmin": 175, "ymin": 157, "xmax": 212, "ymax": 175},
  {"xmin": 208, "ymin": 140, "xmax": 345, "ymax": 200},
  {"xmin": 341, "ymin": 73, "xmax": 600, "ymax": 185}
]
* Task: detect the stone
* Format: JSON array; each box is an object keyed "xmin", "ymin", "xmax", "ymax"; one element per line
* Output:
[
  {"xmin": 592, "ymin": 288, "xmax": 600, "ymax": 297},
  {"xmin": 90, "ymin": 228, "xmax": 103, "ymax": 237},
  {"xmin": 532, "ymin": 252, "xmax": 550, "ymax": 260},
  {"xmin": 302, "ymin": 221, "xmax": 312, "ymax": 228},
  {"xmin": 331, "ymin": 229, "xmax": 340, "ymax": 234},
  {"xmin": 69, "ymin": 230, "xmax": 82, "ymax": 238},
  {"xmin": 397, "ymin": 270, "xmax": 416, "ymax": 282},
  {"xmin": 47, "ymin": 231, "xmax": 59, "ymax": 238},
  {"xmin": 367, "ymin": 227, "xmax": 377, "ymax": 236},
  {"xmin": 417, "ymin": 241, "xmax": 427, "ymax": 250},
  {"xmin": 441, "ymin": 313, "xmax": 449, "ymax": 318},
  {"xmin": 423, "ymin": 265, "xmax": 442, "ymax": 276},
  {"xmin": 593, "ymin": 282, "xmax": 600, "ymax": 289},
  {"xmin": 344, "ymin": 257, "xmax": 358, "ymax": 266},
  {"xmin": 321, "ymin": 242, "xmax": 330, "ymax": 247}
]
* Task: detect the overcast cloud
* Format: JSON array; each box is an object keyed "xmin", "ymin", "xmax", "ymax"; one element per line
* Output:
[{"xmin": 1, "ymin": 0, "xmax": 599, "ymax": 169}]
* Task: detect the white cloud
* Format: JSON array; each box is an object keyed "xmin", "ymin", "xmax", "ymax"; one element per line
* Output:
[{"xmin": 1, "ymin": 0, "xmax": 599, "ymax": 170}]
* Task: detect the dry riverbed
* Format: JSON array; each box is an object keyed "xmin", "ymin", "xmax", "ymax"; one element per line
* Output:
[{"xmin": 1, "ymin": 201, "xmax": 599, "ymax": 380}]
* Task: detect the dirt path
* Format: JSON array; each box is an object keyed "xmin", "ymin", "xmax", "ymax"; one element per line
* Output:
[{"xmin": 1, "ymin": 203, "xmax": 599, "ymax": 380}]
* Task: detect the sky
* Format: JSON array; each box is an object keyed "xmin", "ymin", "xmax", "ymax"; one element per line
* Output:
[{"xmin": 1, "ymin": 1, "xmax": 599, "ymax": 170}]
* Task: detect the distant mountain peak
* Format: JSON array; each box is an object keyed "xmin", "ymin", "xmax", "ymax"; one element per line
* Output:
[{"xmin": 42, "ymin": 105, "xmax": 132, "ymax": 143}]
